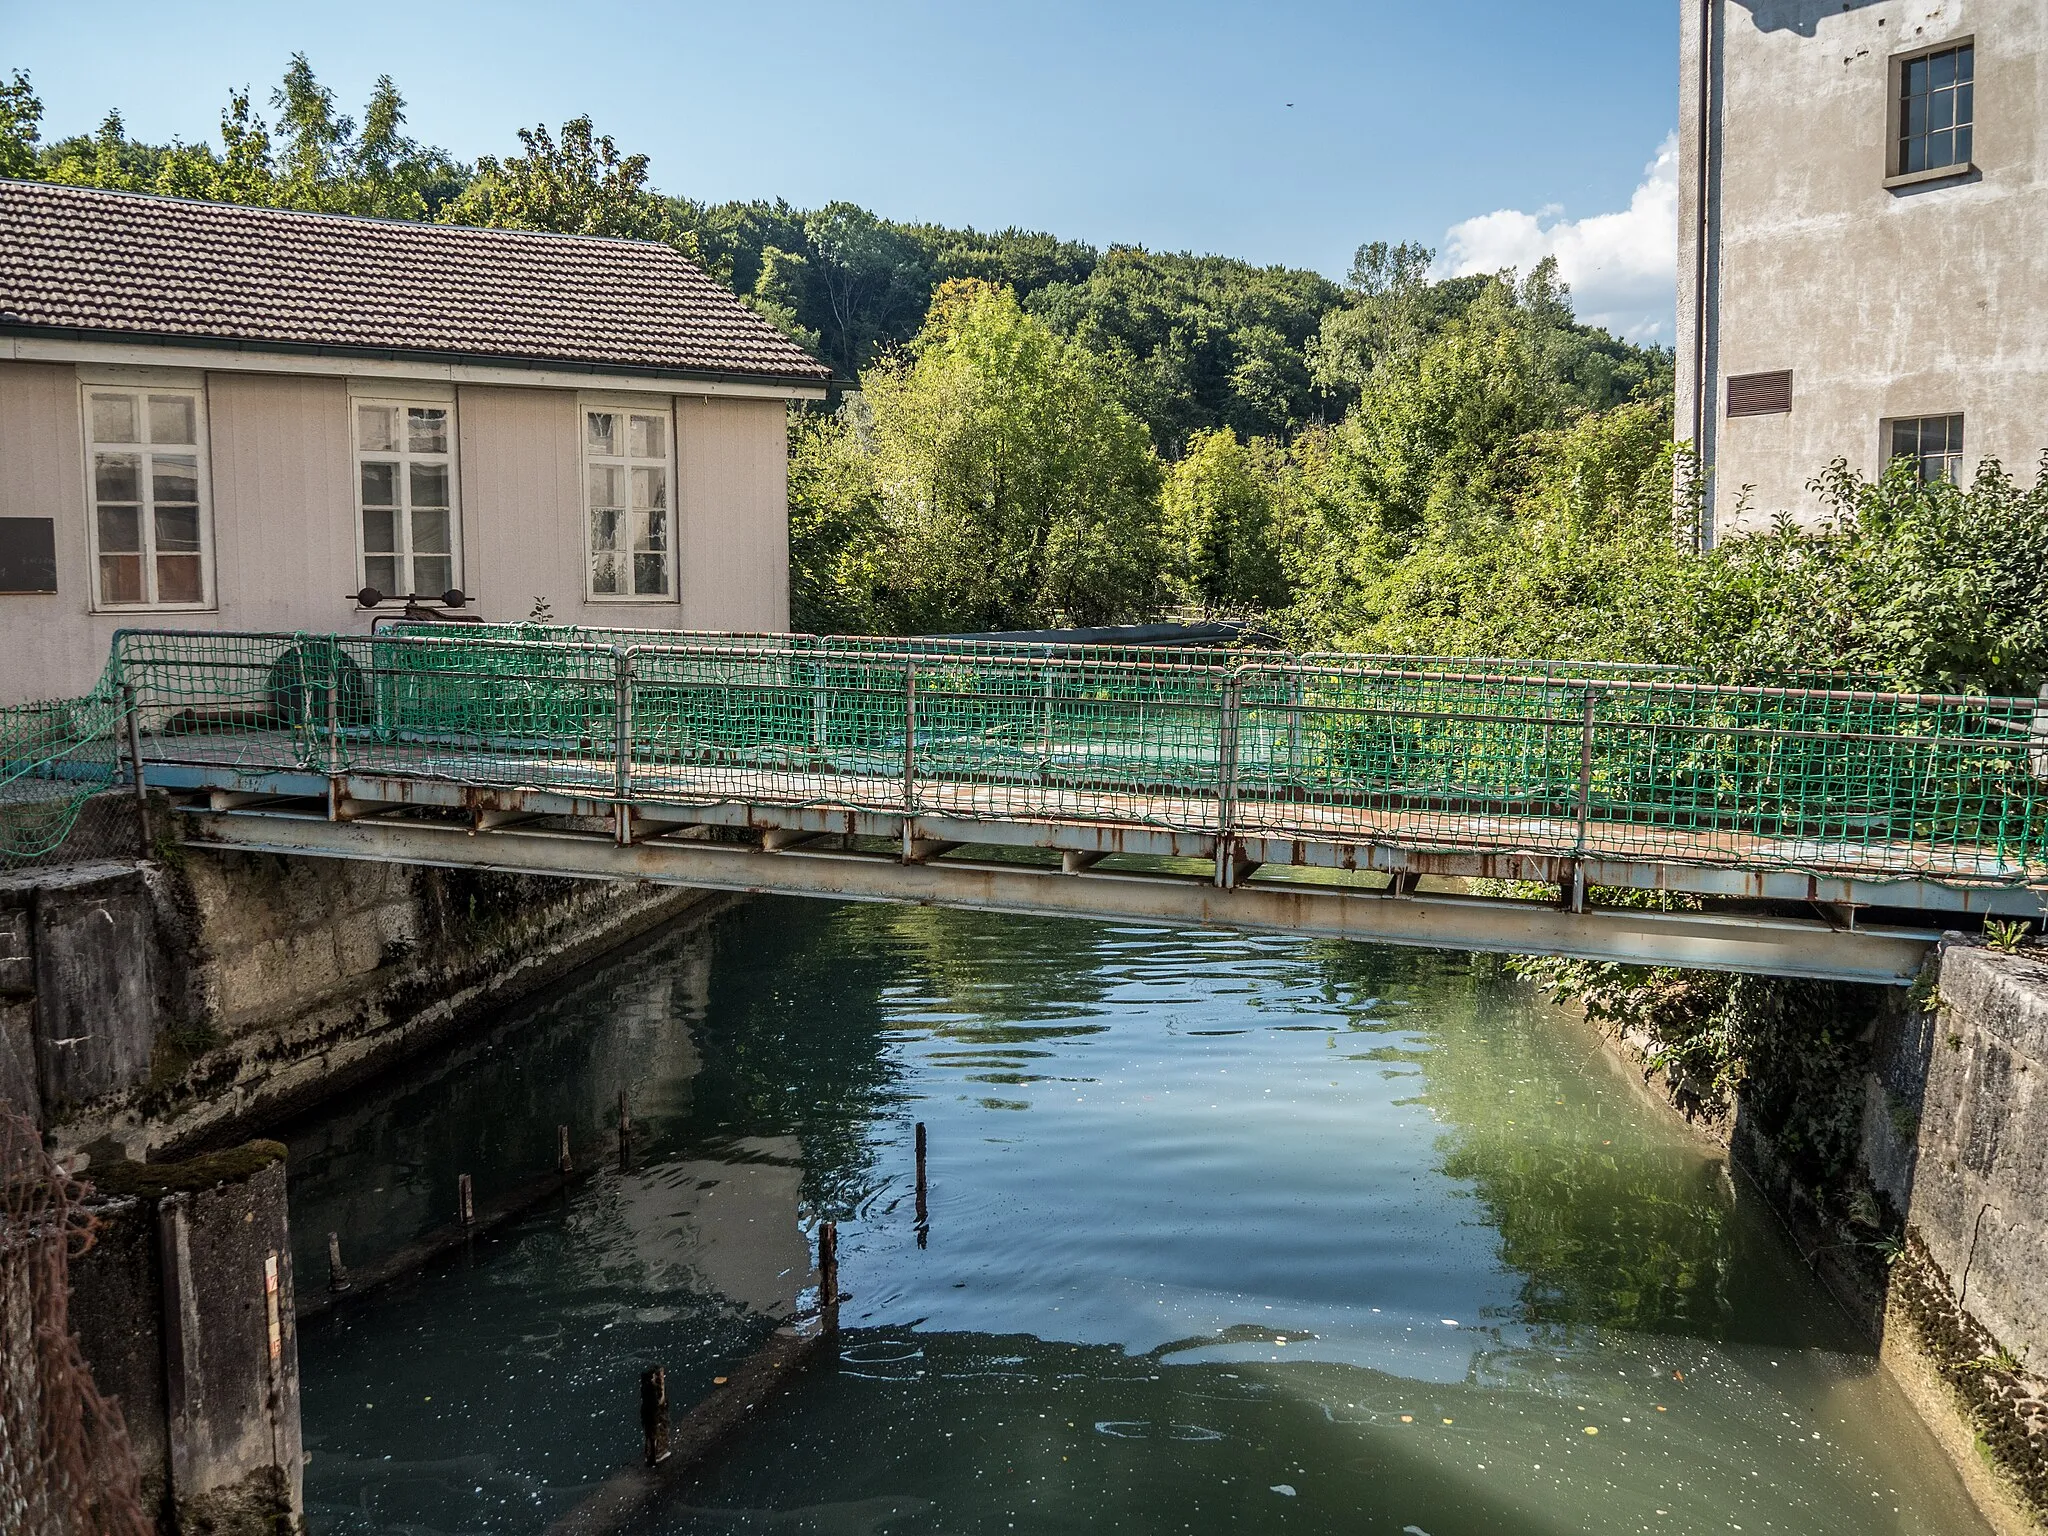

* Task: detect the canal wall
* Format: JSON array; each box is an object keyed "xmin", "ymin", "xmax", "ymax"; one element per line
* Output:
[
  {"xmin": 69, "ymin": 1144, "xmax": 303, "ymax": 1535},
  {"xmin": 1579, "ymin": 936, "xmax": 2048, "ymax": 1532},
  {"xmin": 0, "ymin": 798, "xmax": 714, "ymax": 1159}
]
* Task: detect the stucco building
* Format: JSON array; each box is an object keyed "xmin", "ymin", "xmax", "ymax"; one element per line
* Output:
[
  {"xmin": 1678, "ymin": 0, "xmax": 2048, "ymax": 541},
  {"xmin": 0, "ymin": 181, "xmax": 830, "ymax": 703}
]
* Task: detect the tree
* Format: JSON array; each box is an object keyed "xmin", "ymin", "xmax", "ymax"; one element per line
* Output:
[
  {"xmin": 442, "ymin": 116, "xmax": 690, "ymax": 251},
  {"xmin": 791, "ymin": 281, "xmax": 1165, "ymax": 633},
  {"xmin": 270, "ymin": 53, "xmax": 351, "ymax": 208},
  {"xmin": 0, "ymin": 70, "xmax": 43, "ymax": 179},
  {"xmin": 1161, "ymin": 429, "xmax": 1286, "ymax": 612},
  {"xmin": 747, "ymin": 246, "xmax": 822, "ymax": 355},
  {"xmin": 802, "ymin": 203, "xmax": 931, "ymax": 376}
]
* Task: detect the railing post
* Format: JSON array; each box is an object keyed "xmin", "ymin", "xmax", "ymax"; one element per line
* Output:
[
  {"xmin": 1215, "ymin": 671, "xmax": 1242, "ymax": 889},
  {"xmin": 324, "ymin": 650, "xmax": 342, "ymax": 821},
  {"xmin": 811, "ymin": 647, "xmax": 828, "ymax": 765},
  {"xmin": 120, "ymin": 682, "xmax": 147, "ymax": 805},
  {"xmin": 2031, "ymin": 683, "xmax": 2048, "ymax": 783},
  {"xmin": 901, "ymin": 662, "xmax": 918, "ymax": 858},
  {"xmin": 1571, "ymin": 684, "xmax": 1597, "ymax": 912},
  {"xmin": 614, "ymin": 648, "xmax": 634, "ymax": 846}
]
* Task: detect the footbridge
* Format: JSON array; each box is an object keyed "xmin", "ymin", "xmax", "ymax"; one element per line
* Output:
[{"xmin": 8, "ymin": 626, "xmax": 2047, "ymax": 985}]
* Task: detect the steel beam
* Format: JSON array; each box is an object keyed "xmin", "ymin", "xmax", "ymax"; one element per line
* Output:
[
  {"xmin": 137, "ymin": 763, "xmax": 2044, "ymax": 919},
  {"xmin": 181, "ymin": 810, "xmax": 1940, "ymax": 985}
]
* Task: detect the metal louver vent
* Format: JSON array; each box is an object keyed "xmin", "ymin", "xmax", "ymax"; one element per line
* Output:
[{"xmin": 1727, "ymin": 371, "xmax": 1794, "ymax": 417}]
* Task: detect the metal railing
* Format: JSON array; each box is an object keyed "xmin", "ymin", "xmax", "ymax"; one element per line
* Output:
[{"xmin": 11, "ymin": 626, "xmax": 2019, "ymax": 890}]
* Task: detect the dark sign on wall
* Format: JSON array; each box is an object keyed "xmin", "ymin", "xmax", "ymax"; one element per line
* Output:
[{"xmin": 0, "ymin": 517, "xmax": 58, "ymax": 593}]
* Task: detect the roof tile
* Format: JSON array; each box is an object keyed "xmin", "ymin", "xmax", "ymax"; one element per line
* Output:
[{"xmin": 0, "ymin": 180, "xmax": 831, "ymax": 384}]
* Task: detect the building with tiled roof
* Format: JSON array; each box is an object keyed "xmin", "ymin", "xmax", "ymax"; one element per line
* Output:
[{"xmin": 0, "ymin": 181, "xmax": 830, "ymax": 701}]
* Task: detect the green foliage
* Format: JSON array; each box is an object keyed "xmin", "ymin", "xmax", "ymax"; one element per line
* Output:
[
  {"xmin": 800, "ymin": 202, "xmax": 931, "ymax": 374},
  {"xmin": 1160, "ymin": 428, "xmax": 1287, "ymax": 611},
  {"xmin": 788, "ymin": 281, "xmax": 1164, "ymax": 633},
  {"xmin": 1026, "ymin": 247, "xmax": 1345, "ymax": 449},
  {"xmin": 442, "ymin": 115, "xmax": 688, "ymax": 249},
  {"xmin": 1985, "ymin": 919, "xmax": 2034, "ymax": 955},
  {"xmin": 34, "ymin": 58, "xmax": 461, "ymax": 218},
  {"xmin": 0, "ymin": 68, "xmax": 40, "ymax": 179}
]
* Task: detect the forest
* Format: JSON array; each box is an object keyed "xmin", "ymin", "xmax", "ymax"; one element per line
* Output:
[{"xmin": 5, "ymin": 59, "xmax": 2046, "ymax": 695}]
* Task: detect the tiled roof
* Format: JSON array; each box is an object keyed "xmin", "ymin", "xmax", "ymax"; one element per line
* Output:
[{"xmin": 0, "ymin": 180, "xmax": 831, "ymax": 385}]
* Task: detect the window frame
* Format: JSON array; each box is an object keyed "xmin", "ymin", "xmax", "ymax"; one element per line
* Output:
[
  {"xmin": 80, "ymin": 382, "xmax": 217, "ymax": 613},
  {"xmin": 350, "ymin": 394, "xmax": 464, "ymax": 601},
  {"xmin": 1882, "ymin": 414, "xmax": 1966, "ymax": 485},
  {"xmin": 1886, "ymin": 36, "xmax": 1977, "ymax": 188},
  {"xmin": 579, "ymin": 396, "xmax": 679, "ymax": 604}
]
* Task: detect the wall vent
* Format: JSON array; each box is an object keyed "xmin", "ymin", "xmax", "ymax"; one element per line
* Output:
[{"xmin": 1727, "ymin": 371, "xmax": 1794, "ymax": 417}]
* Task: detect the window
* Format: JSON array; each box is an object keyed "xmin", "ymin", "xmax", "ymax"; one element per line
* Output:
[
  {"xmin": 583, "ymin": 405, "xmax": 674, "ymax": 599},
  {"xmin": 1727, "ymin": 371, "xmax": 1793, "ymax": 418},
  {"xmin": 0, "ymin": 518, "xmax": 58, "ymax": 594},
  {"xmin": 1889, "ymin": 415, "xmax": 1965, "ymax": 484},
  {"xmin": 84, "ymin": 387, "xmax": 211, "ymax": 608},
  {"xmin": 1895, "ymin": 43, "xmax": 1974, "ymax": 178},
  {"xmin": 354, "ymin": 400, "xmax": 459, "ymax": 599}
]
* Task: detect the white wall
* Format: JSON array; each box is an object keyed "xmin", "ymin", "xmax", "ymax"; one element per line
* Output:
[
  {"xmin": 0, "ymin": 364, "xmax": 796, "ymax": 703},
  {"xmin": 1679, "ymin": 0, "xmax": 2048, "ymax": 536}
]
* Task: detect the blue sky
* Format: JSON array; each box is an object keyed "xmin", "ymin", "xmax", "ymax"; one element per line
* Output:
[{"xmin": 2, "ymin": 1, "xmax": 1683, "ymax": 340}]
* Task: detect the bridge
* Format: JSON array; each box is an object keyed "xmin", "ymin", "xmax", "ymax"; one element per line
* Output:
[{"xmin": 6, "ymin": 625, "xmax": 2046, "ymax": 986}]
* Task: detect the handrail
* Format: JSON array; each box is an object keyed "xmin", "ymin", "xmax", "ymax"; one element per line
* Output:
[{"xmin": 7, "ymin": 628, "xmax": 2041, "ymax": 885}]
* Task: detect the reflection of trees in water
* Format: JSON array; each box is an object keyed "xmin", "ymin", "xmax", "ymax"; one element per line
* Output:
[
  {"xmin": 1304, "ymin": 940, "xmax": 1738, "ymax": 1339},
  {"xmin": 691, "ymin": 900, "xmax": 1128, "ymax": 1216}
]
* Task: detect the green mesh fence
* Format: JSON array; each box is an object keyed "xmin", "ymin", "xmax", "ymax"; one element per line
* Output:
[
  {"xmin": 0, "ymin": 689, "xmax": 124, "ymax": 863},
  {"xmin": 8, "ymin": 627, "xmax": 2038, "ymax": 888}
]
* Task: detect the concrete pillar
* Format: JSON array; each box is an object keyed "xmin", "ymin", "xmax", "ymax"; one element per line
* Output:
[{"xmin": 74, "ymin": 1146, "xmax": 304, "ymax": 1534}]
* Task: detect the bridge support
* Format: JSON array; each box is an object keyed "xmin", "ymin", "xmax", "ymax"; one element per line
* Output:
[{"xmin": 179, "ymin": 809, "xmax": 1940, "ymax": 986}]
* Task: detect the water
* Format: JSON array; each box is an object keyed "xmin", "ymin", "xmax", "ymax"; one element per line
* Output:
[{"xmin": 288, "ymin": 898, "xmax": 1988, "ymax": 1535}]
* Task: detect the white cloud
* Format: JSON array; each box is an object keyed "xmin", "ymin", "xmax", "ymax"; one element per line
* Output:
[{"xmin": 1436, "ymin": 134, "xmax": 1679, "ymax": 345}]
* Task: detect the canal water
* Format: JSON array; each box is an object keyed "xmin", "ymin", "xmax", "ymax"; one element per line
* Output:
[{"xmin": 287, "ymin": 897, "xmax": 1988, "ymax": 1536}]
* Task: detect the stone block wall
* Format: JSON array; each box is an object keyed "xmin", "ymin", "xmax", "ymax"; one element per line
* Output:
[
  {"xmin": 1868, "ymin": 942, "xmax": 2048, "ymax": 1367},
  {"xmin": 0, "ymin": 815, "xmax": 711, "ymax": 1158}
]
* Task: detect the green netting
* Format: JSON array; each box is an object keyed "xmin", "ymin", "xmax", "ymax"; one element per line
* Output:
[
  {"xmin": 31, "ymin": 627, "xmax": 2048, "ymax": 888},
  {"xmin": 0, "ymin": 689, "xmax": 124, "ymax": 863}
]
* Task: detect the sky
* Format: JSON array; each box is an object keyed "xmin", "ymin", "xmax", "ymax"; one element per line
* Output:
[{"xmin": 1, "ymin": 0, "xmax": 1683, "ymax": 342}]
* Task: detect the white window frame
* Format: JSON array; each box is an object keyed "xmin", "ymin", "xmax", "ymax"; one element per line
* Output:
[
  {"xmin": 580, "ymin": 396, "xmax": 679, "ymax": 603},
  {"xmin": 81, "ymin": 382, "xmax": 216, "ymax": 612},
  {"xmin": 351, "ymin": 395, "xmax": 463, "ymax": 600}
]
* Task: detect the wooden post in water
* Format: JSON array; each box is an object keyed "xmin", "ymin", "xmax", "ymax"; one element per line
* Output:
[
  {"xmin": 818, "ymin": 1220, "xmax": 840, "ymax": 1332},
  {"xmin": 326, "ymin": 1231, "xmax": 351, "ymax": 1294},
  {"xmin": 618, "ymin": 1089, "xmax": 632, "ymax": 1170},
  {"xmin": 914, "ymin": 1122, "xmax": 928, "ymax": 1248},
  {"xmin": 558, "ymin": 1124, "xmax": 573, "ymax": 1174},
  {"xmin": 640, "ymin": 1366, "xmax": 670, "ymax": 1466},
  {"xmin": 458, "ymin": 1172, "xmax": 475, "ymax": 1227}
]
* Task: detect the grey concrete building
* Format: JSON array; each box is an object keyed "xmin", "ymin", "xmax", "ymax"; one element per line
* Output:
[{"xmin": 1678, "ymin": 1, "xmax": 2048, "ymax": 541}]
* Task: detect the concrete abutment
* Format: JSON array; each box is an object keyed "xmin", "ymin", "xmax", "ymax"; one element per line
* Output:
[{"xmin": 0, "ymin": 798, "xmax": 719, "ymax": 1533}]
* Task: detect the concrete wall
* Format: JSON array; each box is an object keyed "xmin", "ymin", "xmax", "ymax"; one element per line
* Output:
[
  {"xmin": 1867, "ymin": 942, "xmax": 2048, "ymax": 1366},
  {"xmin": 0, "ymin": 362, "xmax": 797, "ymax": 704},
  {"xmin": 71, "ymin": 1151, "xmax": 304, "ymax": 1533},
  {"xmin": 1679, "ymin": 0, "xmax": 2048, "ymax": 537},
  {"xmin": 0, "ymin": 807, "xmax": 714, "ymax": 1158}
]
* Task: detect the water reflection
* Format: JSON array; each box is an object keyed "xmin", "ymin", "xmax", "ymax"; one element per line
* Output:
[{"xmin": 292, "ymin": 899, "xmax": 1984, "ymax": 1535}]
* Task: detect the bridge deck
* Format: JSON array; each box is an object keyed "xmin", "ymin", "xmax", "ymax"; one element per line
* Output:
[{"xmin": 145, "ymin": 729, "xmax": 2040, "ymax": 888}]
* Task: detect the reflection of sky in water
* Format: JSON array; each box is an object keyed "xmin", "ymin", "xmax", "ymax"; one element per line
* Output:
[{"xmin": 293, "ymin": 899, "xmax": 1987, "ymax": 1535}]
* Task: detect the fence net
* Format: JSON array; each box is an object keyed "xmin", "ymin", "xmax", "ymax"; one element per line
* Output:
[
  {"xmin": 0, "ymin": 1107, "xmax": 153, "ymax": 1536},
  {"xmin": 4, "ymin": 627, "xmax": 2043, "ymax": 886}
]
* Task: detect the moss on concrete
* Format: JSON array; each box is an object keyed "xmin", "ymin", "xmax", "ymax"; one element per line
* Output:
[{"xmin": 87, "ymin": 1140, "xmax": 286, "ymax": 1199}]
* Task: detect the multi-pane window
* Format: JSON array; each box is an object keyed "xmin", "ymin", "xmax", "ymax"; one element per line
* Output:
[
  {"xmin": 355, "ymin": 401, "xmax": 458, "ymax": 598},
  {"xmin": 1890, "ymin": 415, "xmax": 1965, "ymax": 484},
  {"xmin": 584, "ymin": 407, "xmax": 673, "ymax": 599},
  {"xmin": 1899, "ymin": 44, "xmax": 1973, "ymax": 176},
  {"xmin": 85, "ymin": 387, "xmax": 211, "ymax": 608}
]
